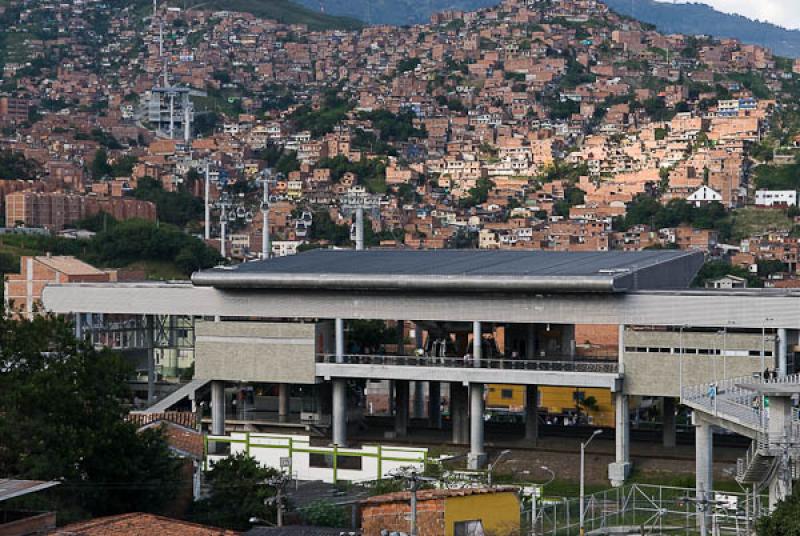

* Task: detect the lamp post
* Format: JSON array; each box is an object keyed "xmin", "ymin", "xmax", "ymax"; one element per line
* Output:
[
  {"xmin": 487, "ymin": 449, "xmax": 511, "ymax": 487},
  {"xmin": 531, "ymin": 465, "xmax": 555, "ymax": 535},
  {"xmin": 204, "ymin": 161, "xmax": 211, "ymax": 240},
  {"xmin": 679, "ymin": 324, "xmax": 688, "ymax": 396},
  {"xmin": 580, "ymin": 429, "xmax": 602, "ymax": 536}
]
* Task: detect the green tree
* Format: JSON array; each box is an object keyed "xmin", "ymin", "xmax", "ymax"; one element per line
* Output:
[
  {"xmin": 90, "ymin": 148, "xmax": 112, "ymax": 179},
  {"xmin": 0, "ymin": 315, "xmax": 183, "ymax": 522},
  {"xmin": 301, "ymin": 499, "xmax": 349, "ymax": 528},
  {"xmin": 756, "ymin": 488, "xmax": 800, "ymax": 535},
  {"xmin": 188, "ymin": 454, "xmax": 279, "ymax": 530},
  {"xmin": 133, "ymin": 177, "xmax": 203, "ymax": 227}
]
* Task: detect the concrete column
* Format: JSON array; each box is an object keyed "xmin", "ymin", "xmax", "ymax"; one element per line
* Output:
[
  {"xmin": 333, "ymin": 380, "xmax": 347, "ymax": 446},
  {"xmin": 560, "ymin": 324, "xmax": 576, "ymax": 358},
  {"xmin": 450, "ymin": 382, "xmax": 468, "ymax": 444},
  {"xmin": 278, "ymin": 384, "xmax": 290, "ymax": 423},
  {"xmin": 333, "ymin": 318, "xmax": 347, "ymax": 447},
  {"xmin": 662, "ymin": 397, "xmax": 677, "ymax": 448},
  {"xmin": 211, "ymin": 380, "xmax": 225, "ymax": 436},
  {"xmin": 428, "ymin": 382, "xmax": 442, "ymax": 428},
  {"xmin": 472, "ymin": 321, "xmax": 482, "ymax": 366},
  {"xmin": 525, "ymin": 385, "xmax": 539, "ymax": 445},
  {"xmin": 695, "ymin": 415, "xmax": 713, "ymax": 530},
  {"xmin": 414, "ymin": 382, "xmax": 425, "ymax": 419},
  {"xmin": 395, "ymin": 380, "xmax": 409, "ymax": 437},
  {"xmin": 146, "ymin": 315, "xmax": 156, "ymax": 403},
  {"xmin": 777, "ymin": 328, "xmax": 788, "ymax": 377},
  {"xmin": 767, "ymin": 395, "xmax": 793, "ymax": 509},
  {"xmin": 608, "ymin": 391, "xmax": 631, "ymax": 487},
  {"xmin": 526, "ymin": 324, "xmax": 536, "ymax": 359},
  {"xmin": 468, "ymin": 383, "xmax": 486, "ymax": 469}
]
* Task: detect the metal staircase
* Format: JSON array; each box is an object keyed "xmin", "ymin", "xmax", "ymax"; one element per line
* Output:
[
  {"xmin": 736, "ymin": 435, "xmax": 776, "ymax": 485},
  {"xmin": 139, "ymin": 378, "xmax": 211, "ymax": 414}
]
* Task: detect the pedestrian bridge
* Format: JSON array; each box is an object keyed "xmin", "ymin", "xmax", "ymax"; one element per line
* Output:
[{"xmin": 315, "ymin": 353, "xmax": 622, "ymax": 390}]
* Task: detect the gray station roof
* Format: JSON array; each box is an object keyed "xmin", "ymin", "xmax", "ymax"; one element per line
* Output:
[{"xmin": 192, "ymin": 249, "xmax": 704, "ymax": 294}]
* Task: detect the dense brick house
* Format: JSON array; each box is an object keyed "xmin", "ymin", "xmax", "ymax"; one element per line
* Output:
[{"xmin": 360, "ymin": 487, "xmax": 519, "ymax": 536}]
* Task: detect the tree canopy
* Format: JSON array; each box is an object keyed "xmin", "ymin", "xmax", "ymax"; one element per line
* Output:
[
  {"xmin": 188, "ymin": 453, "xmax": 279, "ymax": 530},
  {"xmin": 133, "ymin": 177, "xmax": 204, "ymax": 228},
  {"xmin": 0, "ymin": 315, "xmax": 182, "ymax": 523},
  {"xmin": 757, "ymin": 489, "xmax": 800, "ymax": 535}
]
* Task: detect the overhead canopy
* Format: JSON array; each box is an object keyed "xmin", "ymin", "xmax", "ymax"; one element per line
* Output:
[{"xmin": 192, "ymin": 249, "xmax": 705, "ymax": 294}]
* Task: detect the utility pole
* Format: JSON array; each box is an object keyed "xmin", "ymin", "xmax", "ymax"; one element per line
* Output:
[
  {"xmin": 390, "ymin": 470, "xmax": 437, "ymax": 536},
  {"xmin": 259, "ymin": 169, "xmax": 275, "ymax": 260},
  {"xmin": 204, "ymin": 161, "xmax": 211, "ymax": 240}
]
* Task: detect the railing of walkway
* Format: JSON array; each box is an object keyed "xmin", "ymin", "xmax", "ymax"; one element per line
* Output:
[
  {"xmin": 681, "ymin": 373, "xmax": 800, "ymax": 432},
  {"xmin": 528, "ymin": 484, "xmax": 768, "ymax": 536},
  {"xmin": 316, "ymin": 354, "xmax": 619, "ymax": 374}
]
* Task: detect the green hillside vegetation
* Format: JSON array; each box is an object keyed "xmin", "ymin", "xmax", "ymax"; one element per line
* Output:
[
  {"xmin": 176, "ymin": 0, "xmax": 362, "ymax": 31},
  {"xmin": 0, "ymin": 218, "xmax": 222, "ymax": 279}
]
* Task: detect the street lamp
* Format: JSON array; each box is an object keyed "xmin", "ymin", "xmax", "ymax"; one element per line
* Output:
[
  {"xmin": 531, "ymin": 465, "xmax": 555, "ymax": 535},
  {"xmin": 679, "ymin": 324, "xmax": 688, "ymax": 397},
  {"xmin": 580, "ymin": 430, "xmax": 602, "ymax": 536},
  {"xmin": 487, "ymin": 449, "xmax": 511, "ymax": 487}
]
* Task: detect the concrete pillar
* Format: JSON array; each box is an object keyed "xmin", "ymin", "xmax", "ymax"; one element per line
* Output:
[
  {"xmin": 526, "ymin": 324, "xmax": 537, "ymax": 359},
  {"xmin": 777, "ymin": 328, "xmax": 788, "ymax": 377},
  {"xmin": 146, "ymin": 315, "xmax": 156, "ymax": 403},
  {"xmin": 211, "ymin": 380, "xmax": 225, "ymax": 436},
  {"xmin": 525, "ymin": 385, "xmax": 539, "ymax": 445},
  {"xmin": 428, "ymin": 382, "xmax": 442, "ymax": 428},
  {"xmin": 608, "ymin": 391, "xmax": 631, "ymax": 487},
  {"xmin": 395, "ymin": 380, "xmax": 409, "ymax": 437},
  {"xmin": 767, "ymin": 395, "xmax": 793, "ymax": 509},
  {"xmin": 662, "ymin": 397, "xmax": 677, "ymax": 449},
  {"xmin": 278, "ymin": 383, "xmax": 290, "ymax": 423},
  {"xmin": 333, "ymin": 318, "xmax": 347, "ymax": 447},
  {"xmin": 450, "ymin": 382, "xmax": 468, "ymax": 444},
  {"xmin": 560, "ymin": 324, "xmax": 576, "ymax": 358},
  {"xmin": 695, "ymin": 415, "xmax": 713, "ymax": 530},
  {"xmin": 414, "ymin": 382, "xmax": 425, "ymax": 419},
  {"xmin": 472, "ymin": 321, "xmax": 482, "ymax": 366},
  {"xmin": 468, "ymin": 383, "xmax": 486, "ymax": 469}
]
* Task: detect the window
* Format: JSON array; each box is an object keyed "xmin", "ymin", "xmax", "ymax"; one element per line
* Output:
[
  {"xmin": 501, "ymin": 389, "xmax": 514, "ymax": 399},
  {"xmin": 454, "ymin": 520, "xmax": 485, "ymax": 536}
]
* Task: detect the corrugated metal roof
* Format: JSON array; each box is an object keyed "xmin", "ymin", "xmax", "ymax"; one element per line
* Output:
[
  {"xmin": 0, "ymin": 479, "xmax": 59, "ymax": 502},
  {"xmin": 213, "ymin": 250, "xmax": 687, "ymax": 276},
  {"xmin": 193, "ymin": 250, "xmax": 704, "ymax": 293}
]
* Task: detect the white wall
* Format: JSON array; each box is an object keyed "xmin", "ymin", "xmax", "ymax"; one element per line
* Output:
[{"xmin": 206, "ymin": 432, "xmax": 427, "ymax": 484}]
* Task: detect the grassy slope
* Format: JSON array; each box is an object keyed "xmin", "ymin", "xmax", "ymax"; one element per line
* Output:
[
  {"xmin": 177, "ymin": 0, "xmax": 363, "ymax": 31},
  {"xmin": 730, "ymin": 208, "xmax": 792, "ymax": 241}
]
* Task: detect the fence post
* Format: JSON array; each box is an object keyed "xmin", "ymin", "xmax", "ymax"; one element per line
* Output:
[
  {"xmin": 376, "ymin": 445, "xmax": 383, "ymax": 480},
  {"xmin": 333, "ymin": 443, "xmax": 339, "ymax": 484}
]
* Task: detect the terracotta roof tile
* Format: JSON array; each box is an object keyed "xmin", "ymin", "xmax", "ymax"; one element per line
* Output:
[{"xmin": 50, "ymin": 512, "xmax": 239, "ymax": 535}]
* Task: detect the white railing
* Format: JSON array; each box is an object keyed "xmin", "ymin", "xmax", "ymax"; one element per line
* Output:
[{"xmin": 683, "ymin": 373, "xmax": 800, "ymax": 434}]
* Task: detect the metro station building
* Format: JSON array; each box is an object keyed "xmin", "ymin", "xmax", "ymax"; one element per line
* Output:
[{"xmin": 42, "ymin": 249, "xmax": 799, "ymax": 488}]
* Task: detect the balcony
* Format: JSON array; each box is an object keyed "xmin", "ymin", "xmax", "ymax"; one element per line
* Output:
[{"xmin": 315, "ymin": 354, "xmax": 621, "ymax": 389}]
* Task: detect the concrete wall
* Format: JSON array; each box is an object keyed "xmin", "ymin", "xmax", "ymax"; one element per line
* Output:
[
  {"xmin": 194, "ymin": 321, "xmax": 319, "ymax": 384},
  {"xmin": 623, "ymin": 329, "xmax": 775, "ymax": 397},
  {"xmin": 206, "ymin": 432, "xmax": 427, "ymax": 484}
]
